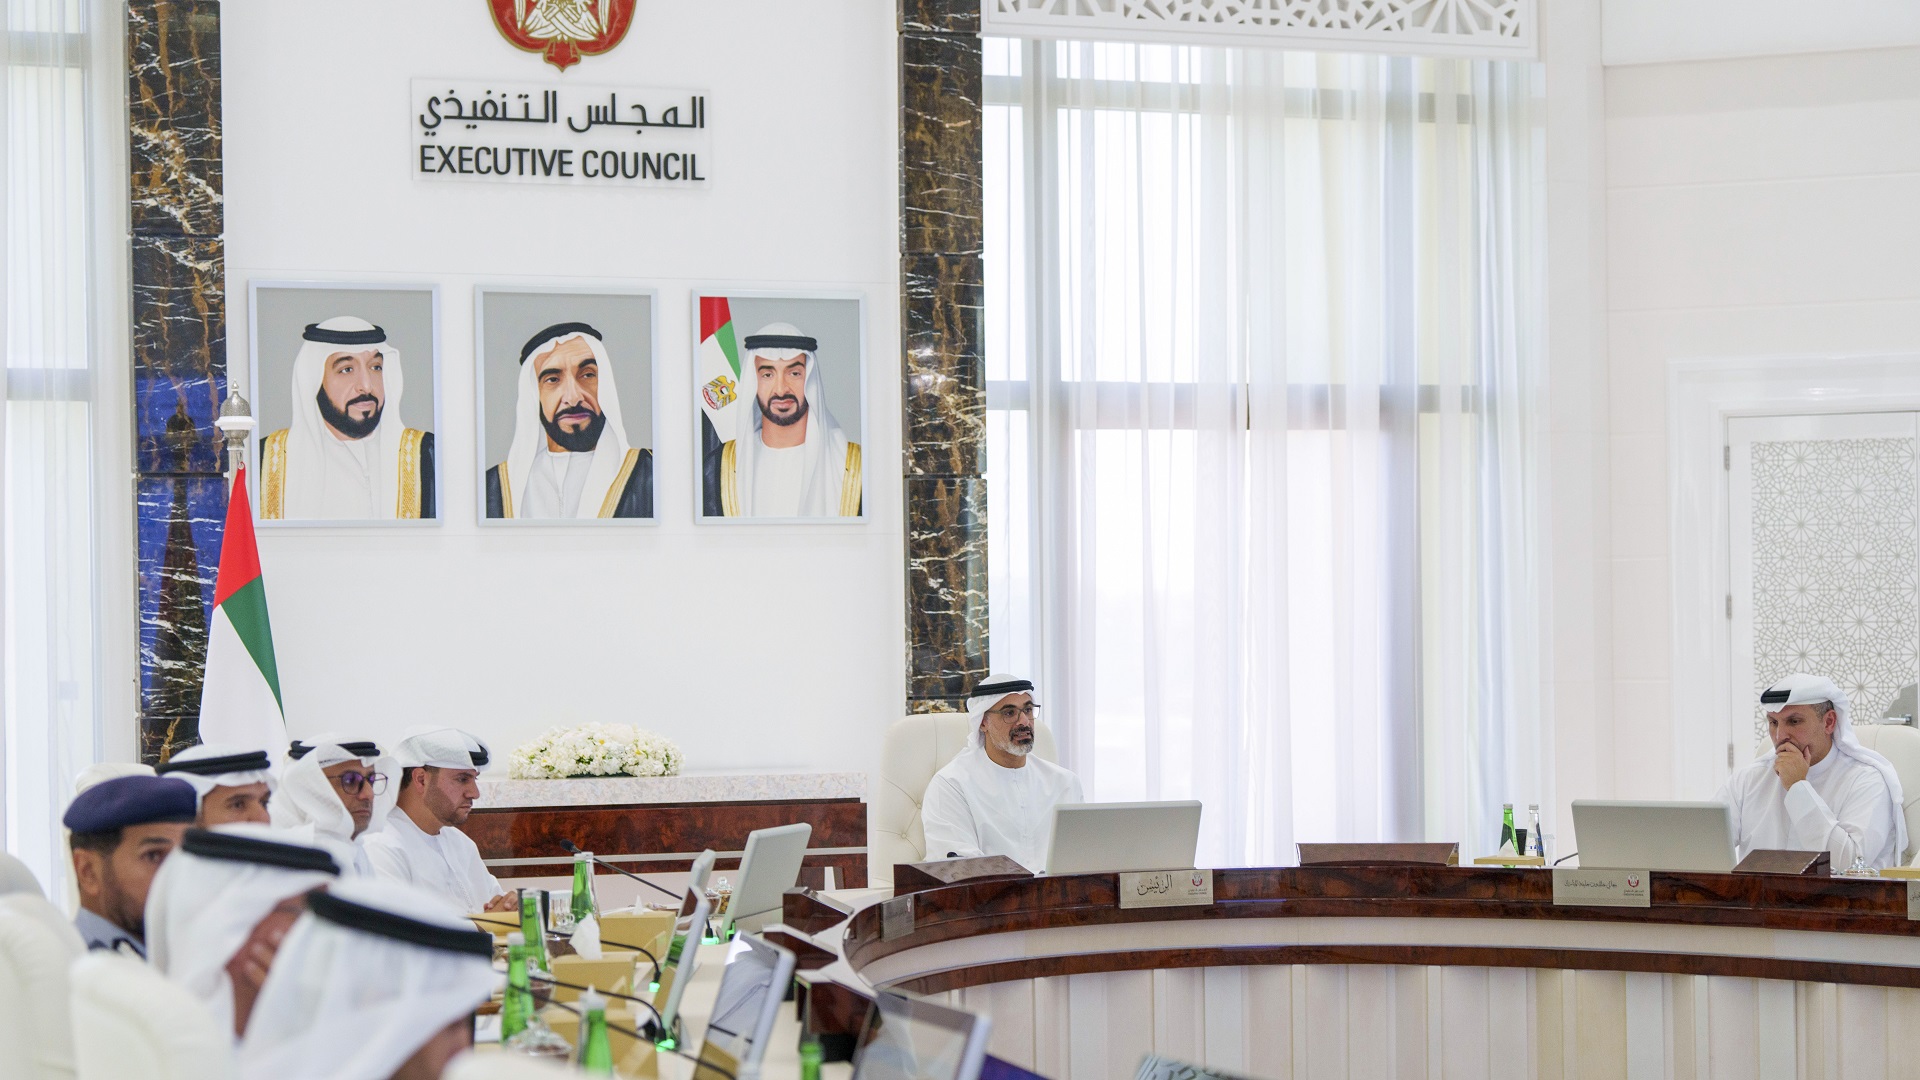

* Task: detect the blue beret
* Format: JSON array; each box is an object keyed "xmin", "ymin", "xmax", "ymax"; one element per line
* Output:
[{"xmin": 62, "ymin": 775, "xmax": 198, "ymax": 833}]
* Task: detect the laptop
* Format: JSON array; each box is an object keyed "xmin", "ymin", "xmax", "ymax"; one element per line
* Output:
[
  {"xmin": 1044, "ymin": 801, "xmax": 1203, "ymax": 875},
  {"xmin": 718, "ymin": 822, "xmax": 812, "ymax": 940},
  {"xmin": 1571, "ymin": 800, "xmax": 1737, "ymax": 872},
  {"xmin": 852, "ymin": 992, "xmax": 993, "ymax": 1080},
  {"xmin": 692, "ymin": 933, "xmax": 797, "ymax": 1080}
]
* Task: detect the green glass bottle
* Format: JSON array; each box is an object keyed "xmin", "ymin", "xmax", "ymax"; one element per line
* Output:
[
  {"xmin": 800, "ymin": 1036, "xmax": 824, "ymax": 1080},
  {"xmin": 519, "ymin": 888, "xmax": 549, "ymax": 973},
  {"xmin": 577, "ymin": 988, "xmax": 614, "ymax": 1074},
  {"xmin": 1499, "ymin": 803, "xmax": 1518, "ymax": 854},
  {"xmin": 570, "ymin": 851, "xmax": 599, "ymax": 925},
  {"xmin": 501, "ymin": 932, "xmax": 532, "ymax": 1041}
]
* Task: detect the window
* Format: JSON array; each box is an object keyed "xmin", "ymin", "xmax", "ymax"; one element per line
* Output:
[
  {"xmin": 4, "ymin": 0, "xmax": 102, "ymax": 893},
  {"xmin": 985, "ymin": 39, "xmax": 1545, "ymax": 866}
]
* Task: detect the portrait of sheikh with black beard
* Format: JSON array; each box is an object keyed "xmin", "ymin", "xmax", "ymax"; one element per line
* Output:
[
  {"xmin": 486, "ymin": 320, "xmax": 654, "ymax": 520},
  {"xmin": 258, "ymin": 315, "xmax": 436, "ymax": 521}
]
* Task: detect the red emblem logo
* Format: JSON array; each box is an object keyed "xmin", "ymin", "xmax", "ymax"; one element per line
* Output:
[{"xmin": 489, "ymin": 0, "xmax": 635, "ymax": 72}]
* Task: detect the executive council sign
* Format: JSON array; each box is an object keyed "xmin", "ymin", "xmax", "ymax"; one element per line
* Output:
[{"xmin": 413, "ymin": 78, "xmax": 710, "ymax": 187}]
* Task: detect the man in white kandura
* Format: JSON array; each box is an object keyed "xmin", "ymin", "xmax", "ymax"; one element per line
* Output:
[
  {"xmin": 1716, "ymin": 673, "xmax": 1906, "ymax": 870},
  {"xmin": 485, "ymin": 322, "xmax": 652, "ymax": 519},
  {"xmin": 920, "ymin": 675, "xmax": 1083, "ymax": 872},
  {"xmin": 364, "ymin": 727, "xmax": 515, "ymax": 913},
  {"xmin": 155, "ymin": 743, "xmax": 276, "ymax": 826},
  {"xmin": 705, "ymin": 323, "xmax": 862, "ymax": 517},
  {"xmin": 270, "ymin": 735, "xmax": 398, "ymax": 876},
  {"xmin": 260, "ymin": 316, "xmax": 434, "ymax": 520}
]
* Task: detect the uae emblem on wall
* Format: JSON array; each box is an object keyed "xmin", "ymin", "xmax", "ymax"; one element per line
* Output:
[{"xmin": 489, "ymin": 0, "xmax": 634, "ymax": 71}]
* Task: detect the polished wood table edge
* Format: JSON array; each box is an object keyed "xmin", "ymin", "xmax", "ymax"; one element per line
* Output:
[
  {"xmin": 877, "ymin": 943, "xmax": 1920, "ymax": 995},
  {"xmin": 469, "ymin": 797, "xmax": 867, "ymax": 813},
  {"xmin": 843, "ymin": 866, "xmax": 1920, "ymax": 968}
]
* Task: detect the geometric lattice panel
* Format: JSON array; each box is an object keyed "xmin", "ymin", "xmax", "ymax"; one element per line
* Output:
[
  {"xmin": 1749, "ymin": 437, "xmax": 1920, "ymax": 737},
  {"xmin": 983, "ymin": 0, "xmax": 1537, "ymax": 60}
]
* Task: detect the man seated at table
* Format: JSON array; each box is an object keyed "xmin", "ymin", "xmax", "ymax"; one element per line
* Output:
[
  {"xmin": 156, "ymin": 743, "xmax": 276, "ymax": 826},
  {"xmin": 364, "ymin": 727, "xmax": 515, "ymax": 913},
  {"xmin": 271, "ymin": 734, "xmax": 395, "ymax": 875},
  {"xmin": 1715, "ymin": 673, "xmax": 1906, "ymax": 870},
  {"xmin": 921, "ymin": 675, "xmax": 1084, "ymax": 873},
  {"xmin": 63, "ymin": 774, "xmax": 198, "ymax": 955},
  {"xmin": 238, "ymin": 878, "xmax": 496, "ymax": 1079},
  {"xmin": 145, "ymin": 824, "xmax": 341, "ymax": 1036}
]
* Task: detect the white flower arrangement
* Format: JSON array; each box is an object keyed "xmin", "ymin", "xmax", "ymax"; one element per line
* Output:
[{"xmin": 507, "ymin": 723, "xmax": 685, "ymax": 780}]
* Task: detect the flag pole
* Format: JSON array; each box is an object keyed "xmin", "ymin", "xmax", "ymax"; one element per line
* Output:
[{"xmin": 215, "ymin": 390, "xmax": 256, "ymax": 495}]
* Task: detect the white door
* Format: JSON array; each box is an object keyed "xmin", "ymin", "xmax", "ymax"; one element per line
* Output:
[{"xmin": 1728, "ymin": 412, "xmax": 1920, "ymax": 766}]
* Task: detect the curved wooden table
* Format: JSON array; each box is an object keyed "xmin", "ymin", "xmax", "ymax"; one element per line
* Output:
[{"xmin": 799, "ymin": 867, "xmax": 1920, "ymax": 1079}]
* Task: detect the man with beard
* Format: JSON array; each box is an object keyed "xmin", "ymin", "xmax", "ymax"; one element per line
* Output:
[
  {"xmin": 486, "ymin": 321, "xmax": 653, "ymax": 518},
  {"xmin": 63, "ymin": 774, "xmax": 198, "ymax": 955},
  {"xmin": 920, "ymin": 675, "xmax": 1083, "ymax": 873},
  {"xmin": 364, "ymin": 727, "xmax": 513, "ymax": 913},
  {"xmin": 260, "ymin": 316, "xmax": 435, "ymax": 519},
  {"xmin": 703, "ymin": 322, "xmax": 862, "ymax": 517}
]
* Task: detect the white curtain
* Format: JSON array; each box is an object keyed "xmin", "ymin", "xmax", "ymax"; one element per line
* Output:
[
  {"xmin": 3, "ymin": 0, "xmax": 101, "ymax": 896},
  {"xmin": 986, "ymin": 41, "xmax": 1546, "ymax": 867}
]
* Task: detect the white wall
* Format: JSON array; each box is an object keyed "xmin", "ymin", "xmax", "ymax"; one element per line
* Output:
[
  {"xmin": 1604, "ymin": 44, "xmax": 1920, "ymax": 796},
  {"xmin": 220, "ymin": 1, "xmax": 904, "ymax": 782},
  {"xmin": 1603, "ymin": 0, "xmax": 1920, "ymax": 66}
]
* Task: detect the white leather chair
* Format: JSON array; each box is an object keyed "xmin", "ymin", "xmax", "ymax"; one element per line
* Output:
[
  {"xmin": 871, "ymin": 713, "xmax": 1059, "ymax": 885},
  {"xmin": 1853, "ymin": 724, "xmax": 1920, "ymax": 864},
  {"xmin": 0, "ymin": 852, "xmax": 44, "ymax": 897},
  {"xmin": 68, "ymin": 953, "xmax": 233, "ymax": 1080},
  {"xmin": 0, "ymin": 892, "xmax": 84, "ymax": 1079}
]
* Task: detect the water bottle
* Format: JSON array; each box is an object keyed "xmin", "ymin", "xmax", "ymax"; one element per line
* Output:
[
  {"xmin": 570, "ymin": 851, "xmax": 599, "ymax": 925},
  {"xmin": 1526, "ymin": 805, "xmax": 1544, "ymax": 858},
  {"xmin": 1499, "ymin": 803, "xmax": 1517, "ymax": 855},
  {"xmin": 518, "ymin": 888, "xmax": 549, "ymax": 973},
  {"xmin": 578, "ymin": 988, "xmax": 615, "ymax": 1074},
  {"xmin": 801, "ymin": 1036, "xmax": 824, "ymax": 1080},
  {"xmin": 501, "ymin": 932, "xmax": 533, "ymax": 1041}
]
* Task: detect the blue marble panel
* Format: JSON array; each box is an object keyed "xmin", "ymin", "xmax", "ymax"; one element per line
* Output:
[
  {"xmin": 133, "ymin": 235, "xmax": 226, "ymax": 475},
  {"xmin": 136, "ymin": 475, "xmax": 224, "ymax": 757}
]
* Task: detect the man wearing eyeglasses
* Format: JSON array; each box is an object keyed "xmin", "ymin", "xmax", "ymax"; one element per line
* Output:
[
  {"xmin": 920, "ymin": 675, "xmax": 1084, "ymax": 873},
  {"xmin": 270, "ymin": 736, "xmax": 397, "ymax": 876}
]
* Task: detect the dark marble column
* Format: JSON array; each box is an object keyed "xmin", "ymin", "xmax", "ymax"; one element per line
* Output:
[
  {"xmin": 129, "ymin": 1, "xmax": 226, "ymax": 763},
  {"xmin": 900, "ymin": 3, "xmax": 986, "ymax": 712}
]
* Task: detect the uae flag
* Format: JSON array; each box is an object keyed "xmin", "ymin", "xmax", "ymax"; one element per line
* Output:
[
  {"xmin": 196, "ymin": 466, "xmax": 285, "ymax": 749},
  {"xmin": 697, "ymin": 296, "xmax": 743, "ymax": 446}
]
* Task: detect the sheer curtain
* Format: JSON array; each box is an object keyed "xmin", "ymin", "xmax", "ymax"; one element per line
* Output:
[
  {"xmin": 3, "ymin": 0, "xmax": 102, "ymax": 894},
  {"xmin": 985, "ymin": 41, "xmax": 1546, "ymax": 867}
]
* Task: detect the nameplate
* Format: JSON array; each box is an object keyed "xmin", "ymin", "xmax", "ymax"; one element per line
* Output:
[
  {"xmin": 1552, "ymin": 868, "xmax": 1650, "ymax": 907},
  {"xmin": 1118, "ymin": 870, "xmax": 1215, "ymax": 909},
  {"xmin": 880, "ymin": 894, "xmax": 914, "ymax": 941},
  {"xmin": 1907, "ymin": 881, "xmax": 1920, "ymax": 922}
]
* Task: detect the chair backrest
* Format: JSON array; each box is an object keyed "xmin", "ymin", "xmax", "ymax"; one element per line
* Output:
[
  {"xmin": 68, "ymin": 953, "xmax": 233, "ymax": 1080},
  {"xmin": 0, "ymin": 892, "xmax": 83, "ymax": 1080},
  {"xmin": 1851, "ymin": 724, "xmax": 1920, "ymax": 863},
  {"xmin": 0, "ymin": 852, "xmax": 44, "ymax": 898},
  {"xmin": 871, "ymin": 714, "xmax": 1059, "ymax": 884}
]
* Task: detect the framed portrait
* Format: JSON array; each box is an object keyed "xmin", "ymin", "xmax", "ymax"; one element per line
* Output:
[
  {"xmin": 475, "ymin": 287, "xmax": 658, "ymax": 524},
  {"xmin": 248, "ymin": 282, "xmax": 442, "ymax": 526},
  {"xmin": 693, "ymin": 291, "xmax": 866, "ymax": 523}
]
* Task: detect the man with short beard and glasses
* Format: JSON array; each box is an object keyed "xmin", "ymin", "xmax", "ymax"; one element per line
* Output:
[
  {"xmin": 920, "ymin": 675, "xmax": 1083, "ymax": 873},
  {"xmin": 704, "ymin": 322, "xmax": 862, "ymax": 517},
  {"xmin": 63, "ymin": 774, "xmax": 198, "ymax": 955},
  {"xmin": 364, "ymin": 727, "xmax": 514, "ymax": 913},
  {"xmin": 260, "ymin": 316, "xmax": 436, "ymax": 519},
  {"xmin": 486, "ymin": 321, "xmax": 653, "ymax": 518}
]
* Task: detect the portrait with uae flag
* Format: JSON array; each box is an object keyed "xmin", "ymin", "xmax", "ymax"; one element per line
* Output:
[{"xmin": 695, "ymin": 292, "xmax": 865, "ymax": 522}]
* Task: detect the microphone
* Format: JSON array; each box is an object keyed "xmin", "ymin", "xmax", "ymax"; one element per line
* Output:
[
  {"xmin": 532, "ymin": 988, "xmax": 731, "ymax": 1074},
  {"xmin": 561, "ymin": 839, "xmax": 684, "ymax": 904}
]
